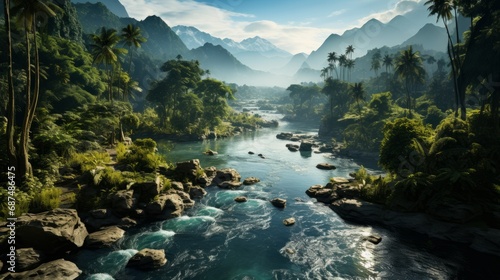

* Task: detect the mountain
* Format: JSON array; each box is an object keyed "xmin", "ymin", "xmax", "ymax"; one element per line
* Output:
[
  {"xmin": 173, "ymin": 26, "xmax": 292, "ymax": 71},
  {"xmin": 305, "ymin": 12, "xmax": 440, "ymax": 70},
  {"xmin": 74, "ymin": 3, "xmax": 188, "ymax": 62},
  {"xmin": 400, "ymin": 23, "xmax": 447, "ymax": 52},
  {"xmin": 273, "ymin": 53, "xmax": 308, "ymax": 76},
  {"xmin": 71, "ymin": 0, "xmax": 129, "ymax": 18}
]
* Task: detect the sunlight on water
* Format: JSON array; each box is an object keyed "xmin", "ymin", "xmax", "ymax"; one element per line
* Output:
[
  {"xmin": 162, "ymin": 215, "xmax": 216, "ymax": 234},
  {"xmin": 194, "ymin": 205, "xmax": 224, "ymax": 218}
]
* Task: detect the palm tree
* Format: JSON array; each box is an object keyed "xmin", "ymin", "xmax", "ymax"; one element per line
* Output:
[
  {"xmin": 427, "ymin": 55, "xmax": 437, "ymax": 73},
  {"xmin": 121, "ymin": 24, "xmax": 146, "ymax": 75},
  {"xmin": 346, "ymin": 59, "xmax": 355, "ymax": 82},
  {"xmin": 327, "ymin": 52, "xmax": 338, "ymax": 78},
  {"xmin": 91, "ymin": 27, "xmax": 127, "ymax": 101},
  {"xmin": 338, "ymin": 54, "xmax": 347, "ymax": 81},
  {"xmin": 425, "ymin": 0, "xmax": 463, "ymax": 119},
  {"xmin": 371, "ymin": 51, "xmax": 382, "ymax": 77},
  {"xmin": 320, "ymin": 67, "xmax": 329, "ymax": 81},
  {"xmin": 350, "ymin": 82, "xmax": 365, "ymax": 115},
  {"xmin": 382, "ymin": 54, "xmax": 393, "ymax": 73},
  {"xmin": 394, "ymin": 46, "xmax": 426, "ymax": 116},
  {"xmin": 11, "ymin": 0, "xmax": 60, "ymax": 178},
  {"xmin": 121, "ymin": 24, "xmax": 145, "ymax": 101},
  {"xmin": 346, "ymin": 45, "xmax": 355, "ymax": 60}
]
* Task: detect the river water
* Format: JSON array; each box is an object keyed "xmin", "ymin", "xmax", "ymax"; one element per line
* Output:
[{"xmin": 74, "ymin": 112, "xmax": 499, "ymax": 279}]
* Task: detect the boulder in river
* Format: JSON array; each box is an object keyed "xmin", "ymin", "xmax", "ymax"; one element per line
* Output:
[
  {"xmin": 283, "ymin": 218, "xmax": 296, "ymax": 226},
  {"xmin": 271, "ymin": 198, "xmax": 287, "ymax": 208},
  {"xmin": 299, "ymin": 141, "xmax": 313, "ymax": 151},
  {"xmin": 243, "ymin": 177, "xmax": 260, "ymax": 185},
  {"xmin": 276, "ymin": 132, "xmax": 293, "ymax": 140},
  {"xmin": 316, "ymin": 163, "xmax": 336, "ymax": 170},
  {"xmin": 84, "ymin": 226, "xmax": 125, "ymax": 249},
  {"xmin": 363, "ymin": 235, "xmax": 382, "ymax": 245},
  {"xmin": 127, "ymin": 249, "xmax": 167, "ymax": 270},
  {"xmin": 234, "ymin": 196, "xmax": 248, "ymax": 203},
  {"xmin": 16, "ymin": 248, "xmax": 46, "ymax": 272},
  {"xmin": 110, "ymin": 190, "xmax": 136, "ymax": 217},
  {"xmin": 16, "ymin": 209, "xmax": 88, "ymax": 255},
  {"xmin": 205, "ymin": 149, "xmax": 218, "ymax": 156}
]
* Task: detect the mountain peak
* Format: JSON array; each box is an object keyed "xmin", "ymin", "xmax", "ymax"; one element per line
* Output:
[{"xmin": 71, "ymin": 0, "xmax": 129, "ymax": 18}]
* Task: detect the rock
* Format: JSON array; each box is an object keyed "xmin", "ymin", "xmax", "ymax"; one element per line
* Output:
[
  {"xmin": 319, "ymin": 145, "xmax": 333, "ymax": 153},
  {"xmin": 243, "ymin": 177, "xmax": 260, "ymax": 185},
  {"xmin": 271, "ymin": 198, "xmax": 287, "ymax": 208},
  {"xmin": 290, "ymin": 137, "xmax": 300, "ymax": 142},
  {"xmin": 285, "ymin": 248, "xmax": 296, "ymax": 254},
  {"xmin": 363, "ymin": 235, "xmax": 382, "ymax": 244},
  {"xmin": 127, "ymin": 249, "xmax": 167, "ymax": 270},
  {"xmin": 427, "ymin": 198, "xmax": 483, "ymax": 224},
  {"xmin": 305, "ymin": 185, "xmax": 338, "ymax": 204},
  {"xmin": 146, "ymin": 194, "xmax": 184, "ymax": 219},
  {"xmin": 336, "ymin": 185, "xmax": 362, "ymax": 199},
  {"xmin": 213, "ymin": 168, "xmax": 241, "ymax": 188},
  {"xmin": 89, "ymin": 209, "xmax": 108, "ymax": 219},
  {"xmin": 283, "ymin": 218, "xmax": 295, "ymax": 226},
  {"xmin": 276, "ymin": 132, "xmax": 293, "ymax": 140},
  {"xmin": 330, "ymin": 177, "xmax": 351, "ymax": 184},
  {"xmin": 175, "ymin": 159, "xmax": 202, "ymax": 182},
  {"xmin": 176, "ymin": 190, "xmax": 195, "ymax": 208},
  {"xmin": 16, "ymin": 248, "xmax": 45, "ymax": 272},
  {"xmin": 171, "ymin": 181, "xmax": 184, "ymax": 191},
  {"xmin": 248, "ymin": 151, "xmax": 255, "ymax": 155},
  {"xmin": 316, "ymin": 163, "xmax": 337, "ymax": 170},
  {"xmin": 3, "ymin": 259, "xmax": 81, "ymax": 279},
  {"xmin": 189, "ymin": 185, "xmax": 207, "ymax": 199},
  {"xmin": 85, "ymin": 226, "xmax": 125, "ymax": 249},
  {"xmin": 16, "ymin": 209, "xmax": 88, "ymax": 255},
  {"xmin": 234, "ymin": 196, "xmax": 248, "ymax": 203},
  {"xmin": 131, "ymin": 176, "xmax": 163, "ymax": 202},
  {"xmin": 110, "ymin": 190, "xmax": 136, "ymax": 217},
  {"xmin": 204, "ymin": 166, "xmax": 217, "ymax": 177},
  {"xmin": 288, "ymin": 146, "xmax": 299, "ymax": 152},
  {"xmin": 205, "ymin": 149, "xmax": 218, "ymax": 156},
  {"xmin": 219, "ymin": 181, "xmax": 243, "ymax": 189},
  {"xmin": 299, "ymin": 141, "xmax": 313, "ymax": 151},
  {"xmin": 84, "ymin": 211, "xmax": 135, "ymax": 232}
]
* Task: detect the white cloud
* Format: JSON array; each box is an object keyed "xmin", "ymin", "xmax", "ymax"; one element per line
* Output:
[
  {"xmin": 119, "ymin": 0, "xmax": 336, "ymax": 54},
  {"xmin": 357, "ymin": 0, "xmax": 424, "ymax": 24},
  {"xmin": 328, "ymin": 9, "xmax": 347, "ymax": 18}
]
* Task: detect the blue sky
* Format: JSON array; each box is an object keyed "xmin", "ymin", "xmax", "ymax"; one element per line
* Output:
[{"xmin": 120, "ymin": 0, "xmax": 429, "ymax": 54}]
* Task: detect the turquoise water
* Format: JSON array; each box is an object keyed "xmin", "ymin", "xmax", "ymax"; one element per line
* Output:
[{"xmin": 74, "ymin": 115, "xmax": 499, "ymax": 279}]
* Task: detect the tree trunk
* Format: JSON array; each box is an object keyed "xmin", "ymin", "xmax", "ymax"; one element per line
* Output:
[{"xmin": 4, "ymin": 0, "xmax": 16, "ymax": 164}]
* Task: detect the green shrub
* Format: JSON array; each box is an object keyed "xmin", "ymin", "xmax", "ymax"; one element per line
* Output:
[
  {"xmin": 30, "ymin": 187, "xmax": 62, "ymax": 212},
  {"xmin": 67, "ymin": 151, "xmax": 110, "ymax": 172}
]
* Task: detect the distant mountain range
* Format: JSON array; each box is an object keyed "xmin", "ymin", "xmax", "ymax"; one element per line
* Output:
[
  {"xmin": 173, "ymin": 26, "xmax": 292, "ymax": 72},
  {"xmin": 68, "ymin": 0, "xmax": 455, "ymax": 86}
]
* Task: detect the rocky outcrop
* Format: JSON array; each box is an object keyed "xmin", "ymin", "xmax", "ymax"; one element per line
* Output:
[
  {"xmin": 363, "ymin": 235, "xmax": 382, "ymax": 244},
  {"xmin": 84, "ymin": 226, "xmax": 125, "ymax": 249},
  {"xmin": 189, "ymin": 185, "xmax": 208, "ymax": 199},
  {"xmin": 286, "ymin": 144, "xmax": 299, "ymax": 152},
  {"xmin": 205, "ymin": 149, "xmax": 218, "ymax": 156},
  {"xmin": 174, "ymin": 159, "xmax": 202, "ymax": 182},
  {"xmin": 271, "ymin": 198, "xmax": 287, "ymax": 208},
  {"xmin": 276, "ymin": 132, "xmax": 293, "ymax": 140},
  {"xmin": 330, "ymin": 198, "xmax": 500, "ymax": 257},
  {"xmin": 127, "ymin": 249, "xmax": 167, "ymax": 270},
  {"xmin": 243, "ymin": 177, "xmax": 260, "ymax": 185},
  {"xmin": 2, "ymin": 259, "xmax": 81, "ymax": 279},
  {"xmin": 16, "ymin": 209, "xmax": 88, "ymax": 255}
]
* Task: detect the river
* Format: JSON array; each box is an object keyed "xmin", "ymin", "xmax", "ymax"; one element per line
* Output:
[{"xmin": 73, "ymin": 112, "xmax": 499, "ymax": 279}]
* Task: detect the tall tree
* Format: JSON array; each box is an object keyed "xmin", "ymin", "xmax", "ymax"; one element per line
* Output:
[
  {"xmin": 346, "ymin": 59, "xmax": 355, "ymax": 82},
  {"xmin": 350, "ymin": 82, "xmax": 365, "ymax": 115},
  {"xmin": 394, "ymin": 46, "xmax": 426, "ymax": 116},
  {"xmin": 382, "ymin": 54, "xmax": 393, "ymax": 73},
  {"xmin": 425, "ymin": 0, "xmax": 463, "ymax": 119},
  {"xmin": 11, "ymin": 0, "xmax": 60, "ymax": 178},
  {"xmin": 90, "ymin": 27, "xmax": 127, "ymax": 101},
  {"xmin": 121, "ymin": 24, "xmax": 145, "ymax": 101},
  {"xmin": 371, "ymin": 51, "xmax": 382, "ymax": 77},
  {"xmin": 346, "ymin": 45, "xmax": 355, "ymax": 59},
  {"xmin": 338, "ymin": 54, "xmax": 347, "ymax": 81},
  {"xmin": 4, "ymin": 0, "xmax": 16, "ymax": 166},
  {"xmin": 327, "ymin": 52, "xmax": 338, "ymax": 79},
  {"xmin": 196, "ymin": 78, "xmax": 235, "ymax": 130}
]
